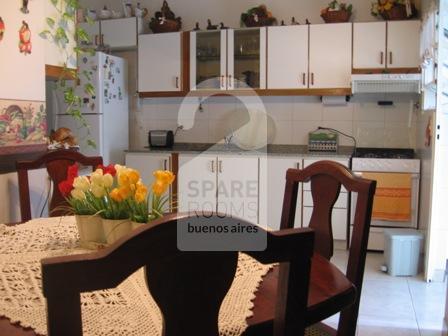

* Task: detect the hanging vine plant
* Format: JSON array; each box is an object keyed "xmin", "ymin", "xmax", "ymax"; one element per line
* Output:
[{"xmin": 40, "ymin": 0, "xmax": 96, "ymax": 148}]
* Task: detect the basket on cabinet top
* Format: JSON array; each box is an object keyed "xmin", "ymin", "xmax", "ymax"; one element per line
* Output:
[{"xmin": 321, "ymin": 9, "xmax": 351, "ymax": 23}]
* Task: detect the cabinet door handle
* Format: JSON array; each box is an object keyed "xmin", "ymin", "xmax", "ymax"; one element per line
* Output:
[
  {"xmin": 211, "ymin": 160, "xmax": 215, "ymax": 173},
  {"xmin": 380, "ymin": 51, "xmax": 384, "ymax": 65},
  {"xmin": 228, "ymin": 75, "xmax": 232, "ymax": 89},
  {"xmin": 218, "ymin": 160, "xmax": 222, "ymax": 173},
  {"xmin": 164, "ymin": 159, "xmax": 168, "ymax": 170},
  {"xmin": 175, "ymin": 76, "xmax": 179, "ymax": 89},
  {"xmin": 389, "ymin": 51, "xmax": 393, "ymax": 65},
  {"xmin": 220, "ymin": 75, "xmax": 225, "ymax": 89},
  {"xmin": 311, "ymin": 73, "xmax": 314, "ymax": 86},
  {"xmin": 95, "ymin": 35, "xmax": 98, "ymax": 45},
  {"xmin": 302, "ymin": 73, "xmax": 306, "ymax": 86}
]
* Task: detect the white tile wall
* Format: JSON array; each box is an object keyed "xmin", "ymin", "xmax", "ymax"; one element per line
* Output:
[{"xmin": 130, "ymin": 94, "xmax": 419, "ymax": 149}]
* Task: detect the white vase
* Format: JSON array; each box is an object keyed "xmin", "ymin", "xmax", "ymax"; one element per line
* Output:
[
  {"xmin": 75, "ymin": 215, "xmax": 106, "ymax": 248},
  {"xmin": 102, "ymin": 218, "xmax": 133, "ymax": 244}
]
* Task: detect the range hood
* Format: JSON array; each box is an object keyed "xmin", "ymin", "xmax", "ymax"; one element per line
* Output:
[{"xmin": 351, "ymin": 74, "xmax": 421, "ymax": 94}]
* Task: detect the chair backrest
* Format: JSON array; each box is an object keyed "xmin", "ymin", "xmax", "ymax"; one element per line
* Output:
[
  {"xmin": 41, "ymin": 213, "xmax": 315, "ymax": 336},
  {"xmin": 16, "ymin": 149, "xmax": 103, "ymax": 222},
  {"xmin": 279, "ymin": 160, "xmax": 376, "ymax": 336}
]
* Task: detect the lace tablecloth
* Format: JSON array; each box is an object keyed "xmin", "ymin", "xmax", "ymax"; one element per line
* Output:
[{"xmin": 0, "ymin": 217, "xmax": 273, "ymax": 336}]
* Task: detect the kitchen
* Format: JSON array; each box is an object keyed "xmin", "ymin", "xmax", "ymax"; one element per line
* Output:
[{"xmin": 0, "ymin": 0, "xmax": 447, "ymax": 335}]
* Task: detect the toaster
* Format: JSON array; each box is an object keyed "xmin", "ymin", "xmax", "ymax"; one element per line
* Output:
[{"xmin": 148, "ymin": 130, "xmax": 174, "ymax": 148}]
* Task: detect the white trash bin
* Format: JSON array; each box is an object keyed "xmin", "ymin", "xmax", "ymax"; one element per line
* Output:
[{"xmin": 383, "ymin": 229, "xmax": 424, "ymax": 277}]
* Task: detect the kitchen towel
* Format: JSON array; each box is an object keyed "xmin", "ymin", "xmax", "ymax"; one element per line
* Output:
[{"xmin": 361, "ymin": 172, "xmax": 412, "ymax": 222}]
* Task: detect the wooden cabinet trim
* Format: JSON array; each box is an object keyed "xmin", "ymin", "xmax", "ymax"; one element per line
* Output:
[{"xmin": 45, "ymin": 65, "xmax": 76, "ymax": 80}]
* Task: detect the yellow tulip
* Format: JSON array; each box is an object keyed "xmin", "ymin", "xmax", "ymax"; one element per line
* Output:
[
  {"xmin": 154, "ymin": 170, "xmax": 175, "ymax": 185},
  {"xmin": 118, "ymin": 185, "xmax": 132, "ymax": 200},
  {"xmin": 110, "ymin": 188, "xmax": 123, "ymax": 202},
  {"xmin": 91, "ymin": 169, "xmax": 104, "ymax": 186},
  {"xmin": 73, "ymin": 176, "xmax": 90, "ymax": 192},
  {"xmin": 103, "ymin": 173, "xmax": 114, "ymax": 188},
  {"xmin": 135, "ymin": 189, "xmax": 147, "ymax": 203},
  {"xmin": 128, "ymin": 170, "xmax": 140, "ymax": 185},
  {"xmin": 91, "ymin": 184, "xmax": 105, "ymax": 198},
  {"xmin": 152, "ymin": 180, "xmax": 168, "ymax": 196},
  {"xmin": 71, "ymin": 188, "xmax": 86, "ymax": 200}
]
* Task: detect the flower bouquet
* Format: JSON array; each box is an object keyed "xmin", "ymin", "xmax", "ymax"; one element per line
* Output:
[
  {"xmin": 320, "ymin": 1, "xmax": 353, "ymax": 23},
  {"xmin": 371, "ymin": 0, "xmax": 417, "ymax": 20},
  {"xmin": 58, "ymin": 163, "xmax": 176, "ymax": 247},
  {"xmin": 58, "ymin": 164, "xmax": 110, "ymax": 248}
]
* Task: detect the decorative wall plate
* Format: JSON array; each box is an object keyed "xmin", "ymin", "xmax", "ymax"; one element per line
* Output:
[
  {"xmin": 0, "ymin": 17, "xmax": 5, "ymax": 42},
  {"xmin": 19, "ymin": 20, "xmax": 31, "ymax": 54}
]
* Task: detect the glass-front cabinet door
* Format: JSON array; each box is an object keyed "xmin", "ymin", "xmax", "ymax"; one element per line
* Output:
[
  {"xmin": 190, "ymin": 30, "xmax": 227, "ymax": 90},
  {"xmin": 228, "ymin": 28, "xmax": 266, "ymax": 90}
]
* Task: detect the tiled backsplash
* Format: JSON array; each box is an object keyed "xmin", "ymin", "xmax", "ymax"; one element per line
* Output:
[{"xmin": 130, "ymin": 94, "xmax": 419, "ymax": 149}]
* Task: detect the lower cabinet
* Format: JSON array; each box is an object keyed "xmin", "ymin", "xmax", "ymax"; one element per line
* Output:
[
  {"xmin": 302, "ymin": 158, "xmax": 350, "ymax": 241},
  {"xmin": 178, "ymin": 154, "xmax": 259, "ymax": 224},
  {"xmin": 125, "ymin": 153, "xmax": 172, "ymax": 211},
  {"xmin": 258, "ymin": 157, "xmax": 302, "ymax": 230},
  {"xmin": 126, "ymin": 152, "xmax": 351, "ymax": 242}
]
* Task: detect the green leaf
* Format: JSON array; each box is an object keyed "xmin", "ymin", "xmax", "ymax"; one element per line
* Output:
[
  {"xmin": 39, "ymin": 30, "xmax": 51, "ymax": 39},
  {"xmin": 84, "ymin": 83, "xmax": 95, "ymax": 96},
  {"xmin": 63, "ymin": 12, "xmax": 74, "ymax": 21},
  {"xmin": 87, "ymin": 139, "xmax": 97, "ymax": 149},
  {"xmin": 50, "ymin": 0, "xmax": 58, "ymax": 7},
  {"xmin": 75, "ymin": 27, "xmax": 90, "ymax": 43},
  {"xmin": 46, "ymin": 17, "xmax": 55, "ymax": 28}
]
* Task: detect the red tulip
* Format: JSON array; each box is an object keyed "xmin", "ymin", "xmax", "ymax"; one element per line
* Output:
[
  {"xmin": 58, "ymin": 179, "xmax": 74, "ymax": 197},
  {"xmin": 97, "ymin": 164, "xmax": 116, "ymax": 177}
]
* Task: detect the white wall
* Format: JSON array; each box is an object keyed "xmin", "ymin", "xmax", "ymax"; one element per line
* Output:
[
  {"xmin": 81, "ymin": 0, "xmax": 421, "ymax": 30},
  {"xmin": 0, "ymin": 0, "xmax": 45, "ymax": 101},
  {"xmin": 44, "ymin": 0, "xmax": 77, "ymax": 68},
  {"xmin": 130, "ymin": 94, "xmax": 418, "ymax": 149}
]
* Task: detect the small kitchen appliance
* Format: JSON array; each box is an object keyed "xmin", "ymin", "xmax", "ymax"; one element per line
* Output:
[{"xmin": 148, "ymin": 130, "xmax": 174, "ymax": 148}]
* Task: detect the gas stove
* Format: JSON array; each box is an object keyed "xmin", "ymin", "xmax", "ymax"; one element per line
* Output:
[
  {"xmin": 351, "ymin": 148, "xmax": 419, "ymax": 173},
  {"xmin": 350, "ymin": 147, "xmax": 421, "ymax": 251},
  {"xmin": 353, "ymin": 147, "xmax": 415, "ymax": 159}
]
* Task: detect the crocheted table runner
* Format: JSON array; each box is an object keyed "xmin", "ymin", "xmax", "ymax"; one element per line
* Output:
[{"xmin": 0, "ymin": 217, "xmax": 272, "ymax": 336}]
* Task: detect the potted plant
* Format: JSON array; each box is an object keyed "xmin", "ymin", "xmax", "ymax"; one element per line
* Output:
[
  {"xmin": 371, "ymin": 0, "xmax": 417, "ymax": 20},
  {"xmin": 320, "ymin": 1, "xmax": 353, "ymax": 23},
  {"xmin": 59, "ymin": 163, "xmax": 176, "ymax": 246},
  {"xmin": 58, "ymin": 164, "xmax": 107, "ymax": 247}
]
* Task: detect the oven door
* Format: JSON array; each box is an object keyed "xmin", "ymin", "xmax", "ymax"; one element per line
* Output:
[{"xmin": 351, "ymin": 172, "xmax": 420, "ymax": 229}]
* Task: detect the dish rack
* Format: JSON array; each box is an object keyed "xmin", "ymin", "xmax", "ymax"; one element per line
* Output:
[{"xmin": 308, "ymin": 129, "xmax": 338, "ymax": 152}]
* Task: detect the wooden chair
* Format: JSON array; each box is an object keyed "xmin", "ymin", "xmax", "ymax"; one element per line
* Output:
[
  {"xmin": 246, "ymin": 160, "xmax": 376, "ymax": 336},
  {"xmin": 41, "ymin": 213, "xmax": 315, "ymax": 336},
  {"xmin": 16, "ymin": 149, "xmax": 103, "ymax": 222}
]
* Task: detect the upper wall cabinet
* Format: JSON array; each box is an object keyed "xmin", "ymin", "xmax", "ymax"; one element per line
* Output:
[
  {"xmin": 267, "ymin": 26, "xmax": 309, "ymax": 89},
  {"xmin": 228, "ymin": 28, "xmax": 266, "ymax": 90},
  {"xmin": 79, "ymin": 17, "xmax": 144, "ymax": 50},
  {"xmin": 309, "ymin": 23, "xmax": 352, "ymax": 89},
  {"xmin": 101, "ymin": 17, "xmax": 143, "ymax": 50},
  {"xmin": 139, "ymin": 32, "xmax": 183, "ymax": 92},
  {"xmin": 190, "ymin": 28, "xmax": 266, "ymax": 91},
  {"xmin": 353, "ymin": 22, "xmax": 386, "ymax": 69},
  {"xmin": 190, "ymin": 30, "xmax": 227, "ymax": 90},
  {"xmin": 387, "ymin": 21, "xmax": 421, "ymax": 69},
  {"xmin": 353, "ymin": 20, "xmax": 420, "ymax": 70}
]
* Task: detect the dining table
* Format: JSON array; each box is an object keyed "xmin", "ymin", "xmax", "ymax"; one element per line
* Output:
[{"xmin": 0, "ymin": 216, "xmax": 355, "ymax": 336}]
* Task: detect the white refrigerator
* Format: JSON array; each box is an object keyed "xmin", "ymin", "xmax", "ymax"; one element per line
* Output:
[{"xmin": 55, "ymin": 52, "xmax": 129, "ymax": 165}]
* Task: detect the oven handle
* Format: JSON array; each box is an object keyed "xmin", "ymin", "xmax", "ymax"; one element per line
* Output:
[{"xmin": 354, "ymin": 172, "xmax": 420, "ymax": 179}]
